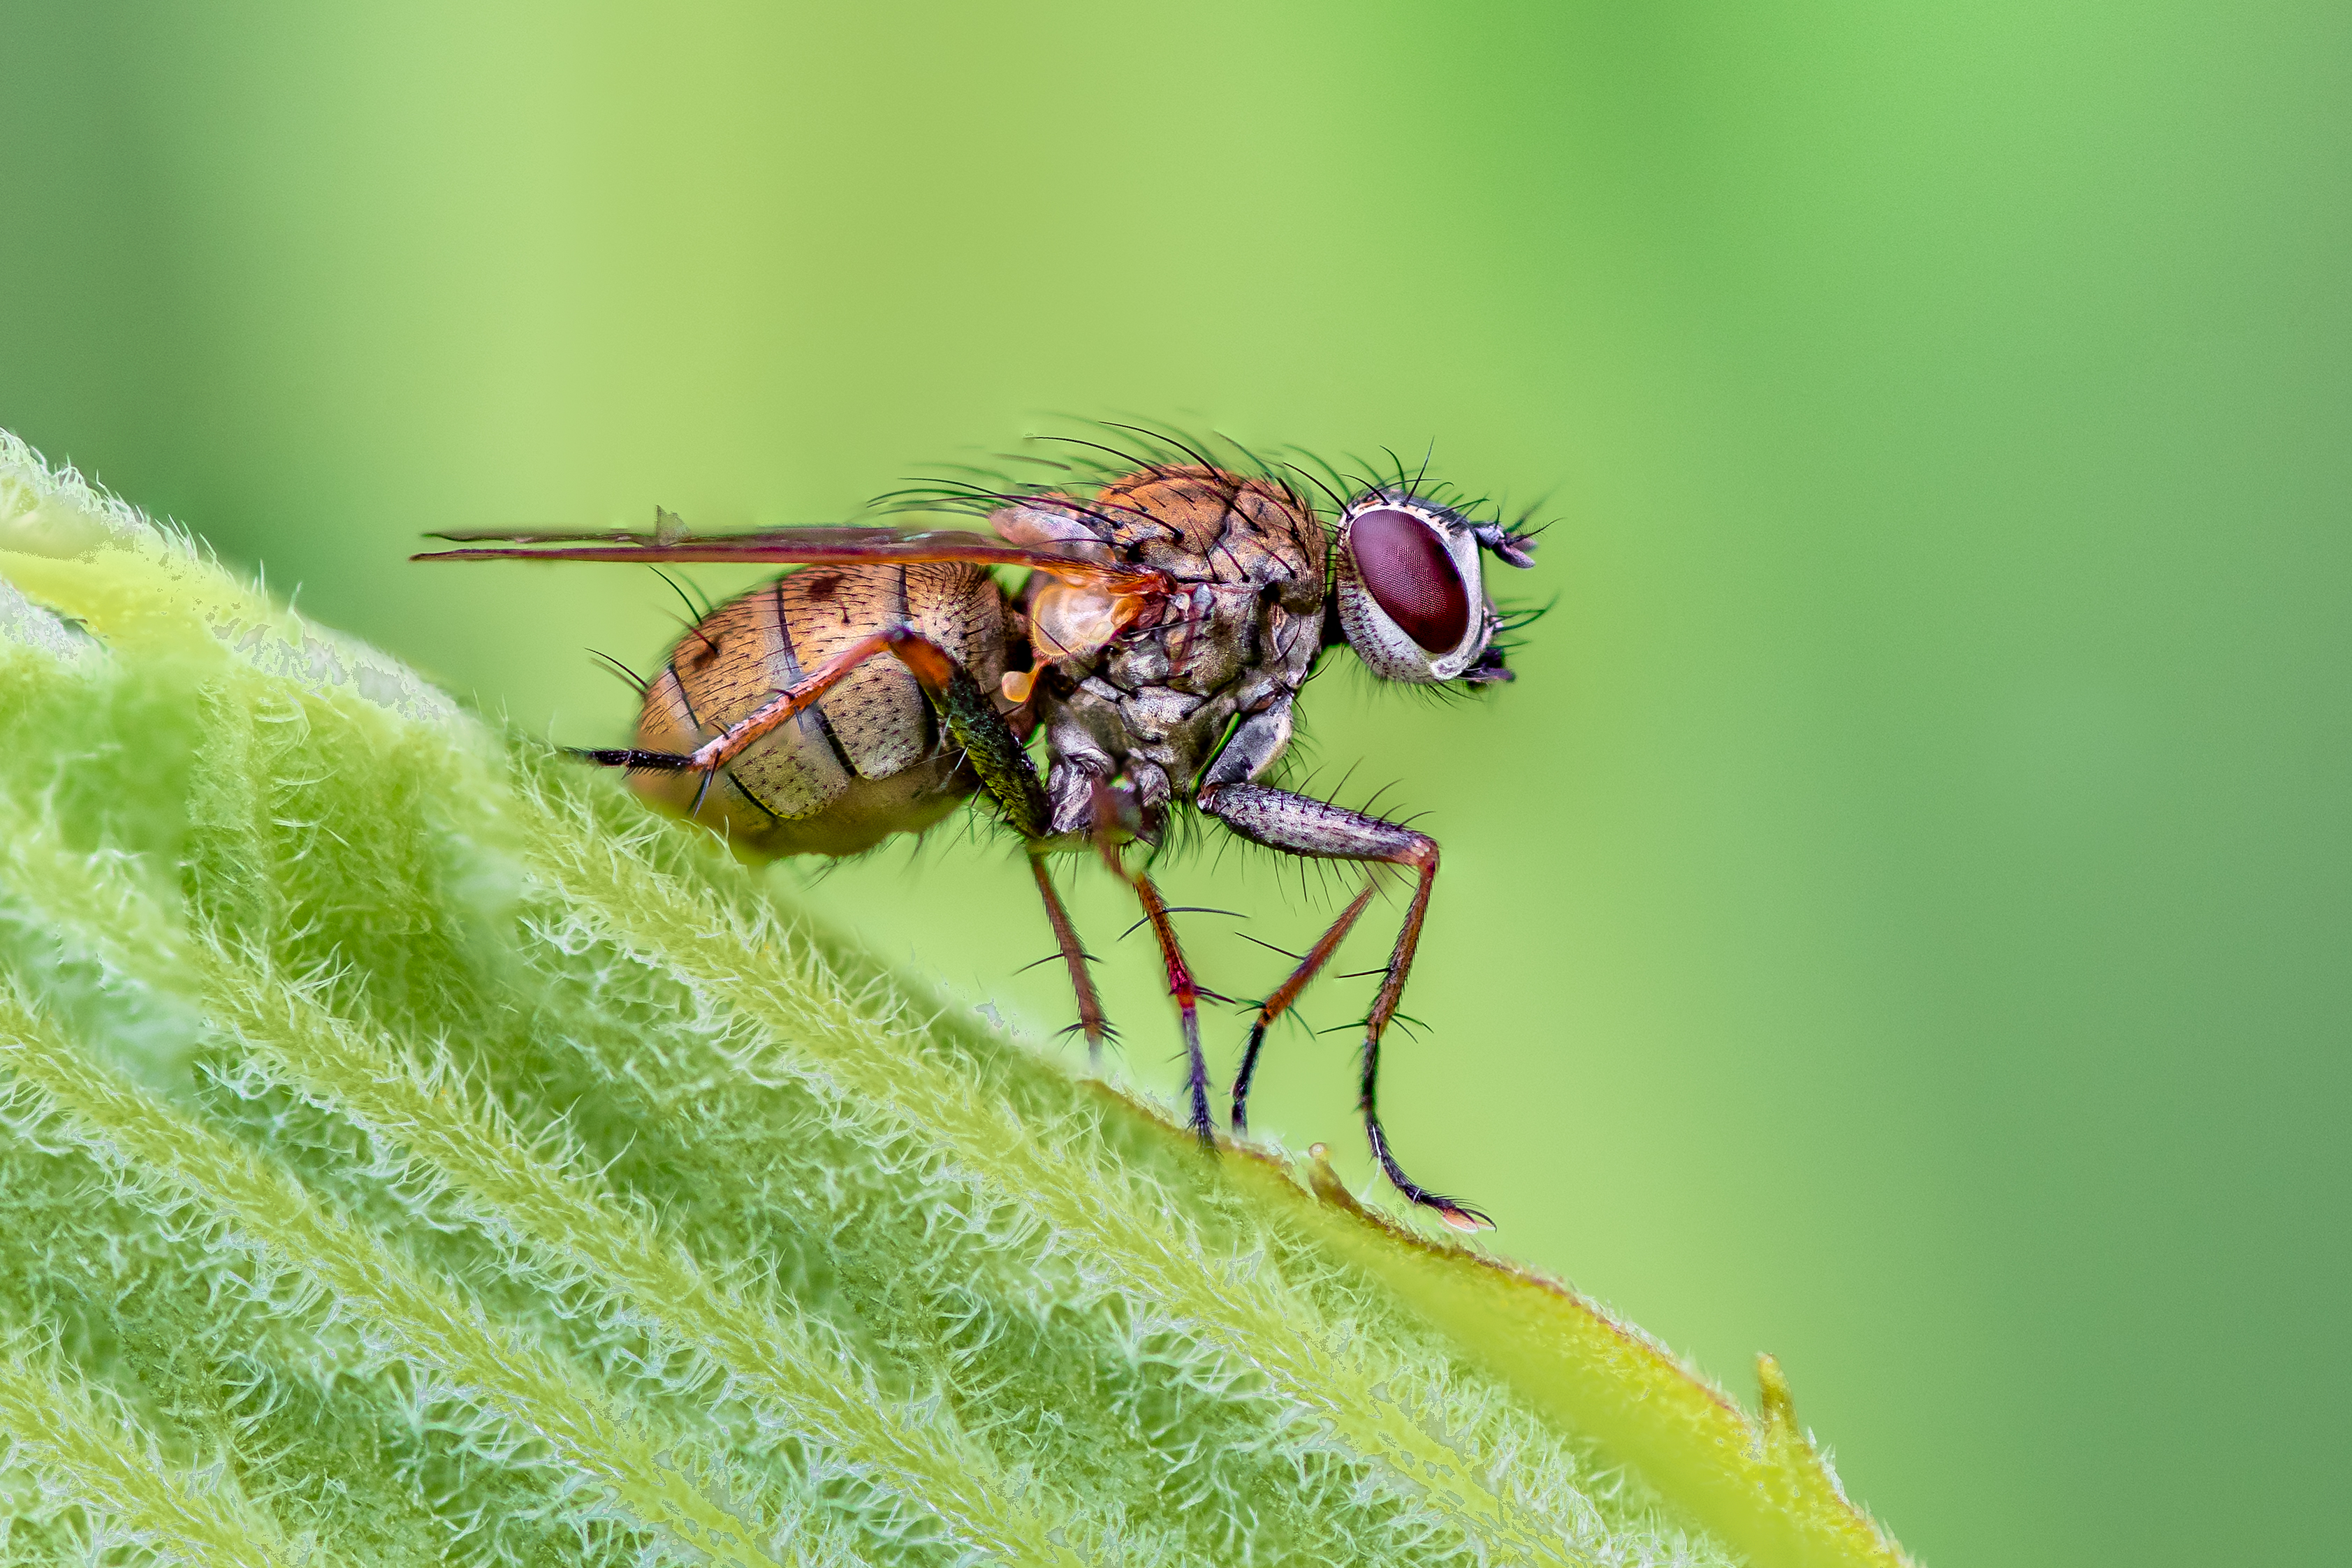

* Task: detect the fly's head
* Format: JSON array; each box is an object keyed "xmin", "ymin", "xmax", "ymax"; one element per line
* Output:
[{"xmin": 1330, "ymin": 490, "xmax": 1539, "ymax": 686}]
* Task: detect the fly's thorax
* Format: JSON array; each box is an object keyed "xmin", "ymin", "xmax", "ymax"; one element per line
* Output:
[
  {"xmin": 1043, "ymin": 466, "xmax": 1325, "ymax": 687},
  {"xmin": 995, "ymin": 466, "xmax": 1324, "ymax": 591},
  {"xmin": 1092, "ymin": 468, "xmax": 1326, "ymax": 586},
  {"xmin": 1014, "ymin": 465, "xmax": 1329, "ymax": 833},
  {"xmin": 1033, "ymin": 572, "xmax": 1322, "ymax": 826}
]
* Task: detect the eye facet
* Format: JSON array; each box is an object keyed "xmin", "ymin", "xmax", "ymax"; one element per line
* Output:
[
  {"xmin": 1350, "ymin": 507, "xmax": 1470, "ymax": 653},
  {"xmin": 1334, "ymin": 492, "xmax": 1507, "ymax": 684}
]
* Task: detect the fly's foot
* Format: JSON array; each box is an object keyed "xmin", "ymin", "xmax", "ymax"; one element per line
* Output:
[
  {"xmin": 1397, "ymin": 1185, "xmax": 1494, "ymax": 1234},
  {"xmin": 1056, "ymin": 1018, "xmax": 1120, "ymax": 1071},
  {"xmin": 1368, "ymin": 1115, "xmax": 1493, "ymax": 1231},
  {"xmin": 1188, "ymin": 1108, "xmax": 1219, "ymax": 1153}
]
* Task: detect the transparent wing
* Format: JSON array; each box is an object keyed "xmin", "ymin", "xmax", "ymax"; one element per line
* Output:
[{"xmin": 413, "ymin": 522, "xmax": 1169, "ymax": 592}]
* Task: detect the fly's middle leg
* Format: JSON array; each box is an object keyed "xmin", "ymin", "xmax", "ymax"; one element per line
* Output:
[
  {"xmin": 880, "ymin": 636, "xmax": 1128, "ymax": 1057},
  {"xmin": 1229, "ymin": 878, "xmax": 1380, "ymax": 1136}
]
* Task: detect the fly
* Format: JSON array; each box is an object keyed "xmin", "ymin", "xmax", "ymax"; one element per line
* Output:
[{"xmin": 418, "ymin": 432, "xmax": 1540, "ymax": 1229}]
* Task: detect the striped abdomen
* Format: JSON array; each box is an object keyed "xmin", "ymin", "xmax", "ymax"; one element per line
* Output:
[{"xmin": 634, "ymin": 563, "xmax": 1009, "ymax": 858}]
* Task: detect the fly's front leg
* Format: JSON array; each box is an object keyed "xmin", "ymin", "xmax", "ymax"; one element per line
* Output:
[
  {"xmin": 1196, "ymin": 781, "xmax": 1491, "ymax": 1231},
  {"xmin": 1229, "ymin": 879, "xmax": 1378, "ymax": 1136}
]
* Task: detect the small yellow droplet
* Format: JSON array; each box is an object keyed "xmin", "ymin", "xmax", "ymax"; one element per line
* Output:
[
  {"xmin": 999, "ymin": 669, "xmax": 1035, "ymax": 703},
  {"xmin": 1307, "ymin": 1142, "xmax": 1329, "ymax": 1160}
]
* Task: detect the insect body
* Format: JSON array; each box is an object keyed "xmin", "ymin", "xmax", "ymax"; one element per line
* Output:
[{"xmin": 420, "ymin": 439, "xmax": 1537, "ymax": 1229}]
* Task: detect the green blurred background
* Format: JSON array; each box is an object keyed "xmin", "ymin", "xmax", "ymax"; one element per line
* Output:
[{"xmin": 6, "ymin": 3, "xmax": 2346, "ymax": 1562}]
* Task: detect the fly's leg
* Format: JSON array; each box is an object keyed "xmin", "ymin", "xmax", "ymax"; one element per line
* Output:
[
  {"xmin": 1072, "ymin": 775, "xmax": 1209, "ymax": 1137},
  {"xmin": 580, "ymin": 624, "xmax": 1049, "ymax": 835},
  {"xmin": 1122, "ymin": 859, "xmax": 1215, "ymax": 1148},
  {"xmin": 881, "ymin": 636, "xmax": 1124, "ymax": 1054},
  {"xmin": 581, "ymin": 627, "xmax": 903, "ymax": 777},
  {"xmin": 576, "ymin": 624, "xmax": 1120, "ymax": 1054},
  {"xmin": 1230, "ymin": 879, "xmax": 1380, "ymax": 1136},
  {"xmin": 893, "ymin": 645, "xmax": 1116, "ymax": 1053},
  {"xmin": 1029, "ymin": 851, "xmax": 1111, "ymax": 1061},
  {"xmin": 1196, "ymin": 782, "xmax": 1491, "ymax": 1231},
  {"xmin": 879, "ymin": 630, "xmax": 1050, "ymax": 839}
]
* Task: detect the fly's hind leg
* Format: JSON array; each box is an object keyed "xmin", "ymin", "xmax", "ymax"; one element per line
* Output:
[
  {"xmin": 578, "ymin": 623, "xmax": 1118, "ymax": 1057},
  {"xmin": 1029, "ymin": 851, "xmax": 1112, "ymax": 1062},
  {"xmin": 1196, "ymin": 781, "xmax": 1491, "ymax": 1231},
  {"xmin": 869, "ymin": 633, "xmax": 1120, "ymax": 1058},
  {"xmin": 580, "ymin": 624, "xmax": 1047, "ymax": 837},
  {"xmin": 889, "ymin": 640, "xmax": 1116, "ymax": 1058}
]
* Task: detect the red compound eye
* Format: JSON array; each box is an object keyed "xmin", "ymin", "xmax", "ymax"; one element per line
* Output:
[{"xmin": 1351, "ymin": 508, "xmax": 1469, "ymax": 652}]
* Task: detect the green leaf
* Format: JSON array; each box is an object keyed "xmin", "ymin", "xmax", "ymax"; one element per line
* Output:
[{"xmin": 0, "ymin": 429, "xmax": 1911, "ymax": 1567}]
